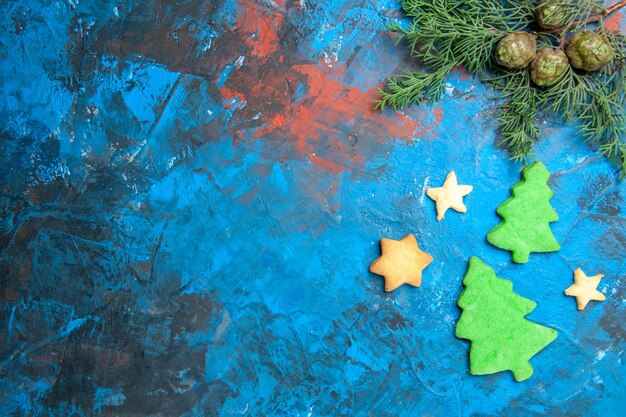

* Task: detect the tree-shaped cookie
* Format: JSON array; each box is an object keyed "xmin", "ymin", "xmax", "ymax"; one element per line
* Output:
[
  {"xmin": 456, "ymin": 257, "xmax": 558, "ymax": 382},
  {"xmin": 487, "ymin": 161, "xmax": 560, "ymax": 263}
]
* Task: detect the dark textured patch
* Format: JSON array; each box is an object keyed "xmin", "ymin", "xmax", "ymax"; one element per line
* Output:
[
  {"xmin": 599, "ymin": 276, "xmax": 626, "ymax": 345},
  {"xmin": 577, "ymin": 173, "xmax": 616, "ymax": 210},
  {"xmin": 597, "ymin": 189, "xmax": 623, "ymax": 216},
  {"xmin": 1, "ymin": 0, "xmax": 625, "ymax": 416}
]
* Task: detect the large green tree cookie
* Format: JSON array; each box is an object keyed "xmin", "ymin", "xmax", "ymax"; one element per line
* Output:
[
  {"xmin": 487, "ymin": 161, "xmax": 560, "ymax": 263},
  {"xmin": 456, "ymin": 257, "xmax": 558, "ymax": 382}
]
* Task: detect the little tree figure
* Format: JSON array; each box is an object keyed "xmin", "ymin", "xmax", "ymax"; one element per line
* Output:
[
  {"xmin": 487, "ymin": 161, "xmax": 560, "ymax": 263},
  {"xmin": 456, "ymin": 257, "xmax": 558, "ymax": 382}
]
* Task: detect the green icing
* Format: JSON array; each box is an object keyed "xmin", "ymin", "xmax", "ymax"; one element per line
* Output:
[
  {"xmin": 487, "ymin": 161, "xmax": 560, "ymax": 263},
  {"xmin": 456, "ymin": 257, "xmax": 558, "ymax": 382}
]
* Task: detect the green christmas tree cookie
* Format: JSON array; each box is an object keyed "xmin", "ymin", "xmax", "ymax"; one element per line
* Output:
[
  {"xmin": 487, "ymin": 161, "xmax": 560, "ymax": 263},
  {"xmin": 456, "ymin": 257, "xmax": 558, "ymax": 382}
]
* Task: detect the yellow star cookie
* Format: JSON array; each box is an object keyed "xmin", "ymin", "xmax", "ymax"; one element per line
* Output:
[
  {"xmin": 426, "ymin": 171, "xmax": 473, "ymax": 221},
  {"xmin": 564, "ymin": 268, "xmax": 606, "ymax": 310},
  {"xmin": 369, "ymin": 234, "xmax": 433, "ymax": 292}
]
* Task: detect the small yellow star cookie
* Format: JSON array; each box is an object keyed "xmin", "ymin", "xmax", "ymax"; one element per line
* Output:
[
  {"xmin": 426, "ymin": 171, "xmax": 473, "ymax": 221},
  {"xmin": 564, "ymin": 268, "xmax": 606, "ymax": 310},
  {"xmin": 369, "ymin": 234, "xmax": 433, "ymax": 292}
]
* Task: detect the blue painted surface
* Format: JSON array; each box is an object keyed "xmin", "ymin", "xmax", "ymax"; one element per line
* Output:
[{"xmin": 0, "ymin": 1, "xmax": 624, "ymax": 416}]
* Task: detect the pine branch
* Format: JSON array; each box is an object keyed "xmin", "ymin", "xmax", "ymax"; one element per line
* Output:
[
  {"xmin": 536, "ymin": 26, "xmax": 626, "ymax": 175},
  {"xmin": 377, "ymin": 1, "xmax": 534, "ymax": 110},
  {"xmin": 375, "ymin": 65, "xmax": 452, "ymax": 110},
  {"xmin": 547, "ymin": 0, "xmax": 626, "ymax": 33},
  {"xmin": 379, "ymin": 0, "xmax": 626, "ymax": 175},
  {"xmin": 489, "ymin": 70, "xmax": 539, "ymax": 163}
]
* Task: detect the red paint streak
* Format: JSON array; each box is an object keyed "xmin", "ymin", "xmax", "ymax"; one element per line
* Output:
[
  {"xmin": 221, "ymin": 87, "xmax": 246, "ymax": 108},
  {"xmin": 451, "ymin": 65, "xmax": 473, "ymax": 80},
  {"xmin": 222, "ymin": 62, "xmax": 442, "ymax": 174},
  {"xmin": 605, "ymin": 12, "xmax": 622, "ymax": 31},
  {"xmin": 433, "ymin": 106, "xmax": 444, "ymax": 124},
  {"xmin": 268, "ymin": 113, "xmax": 287, "ymax": 129},
  {"xmin": 287, "ymin": 64, "xmax": 430, "ymax": 172},
  {"xmin": 216, "ymin": 0, "xmax": 446, "ymax": 176},
  {"xmin": 309, "ymin": 154, "xmax": 350, "ymax": 173},
  {"xmin": 312, "ymin": 224, "xmax": 326, "ymax": 237},
  {"xmin": 237, "ymin": 2, "xmax": 282, "ymax": 58}
]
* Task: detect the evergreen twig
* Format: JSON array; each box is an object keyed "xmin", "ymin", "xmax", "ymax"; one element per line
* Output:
[
  {"xmin": 378, "ymin": 0, "xmax": 626, "ymax": 176},
  {"xmin": 547, "ymin": 0, "xmax": 626, "ymax": 33}
]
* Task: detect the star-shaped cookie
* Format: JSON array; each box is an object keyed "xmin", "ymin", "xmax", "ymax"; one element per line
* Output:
[
  {"xmin": 369, "ymin": 234, "xmax": 433, "ymax": 292},
  {"xmin": 426, "ymin": 171, "xmax": 473, "ymax": 221},
  {"xmin": 564, "ymin": 268, "xmax": 606, "ymax": 310}
]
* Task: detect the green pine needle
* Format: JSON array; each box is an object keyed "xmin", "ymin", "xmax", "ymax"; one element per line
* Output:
[
  {"xmin": 378, "ymin": 0, "xmax": 626, "ymax": 176},
  {"xmin": 489, "ymin": 70, "xmax": 539, "ymax": 163}
]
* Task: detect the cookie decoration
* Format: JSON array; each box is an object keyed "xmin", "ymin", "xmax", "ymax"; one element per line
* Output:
[
  {"xmin": 456, "ymin": 257, "xmax": 558, "ymax": 382},
  {"xmin": 426, "ymin": 171, "xmax": 473, "ymax": 221},
  {"xmin": 487, "ymin": 161, "xmax": 560, "ymax": 263},
  {"xmin": 369, "ymin": 234, "xmax": 433, "ymax": 292},
  {"xmin": 564, "ymin": 268, "xmax": 606, "ymax": 310}
]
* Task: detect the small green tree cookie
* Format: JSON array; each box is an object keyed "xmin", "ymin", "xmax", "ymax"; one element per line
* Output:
[
  {"xmin": 487, "ymin": 161, "xmax": 560, "ymax": 263},
  {"xmin": 456, "ymin": 257, "xmax": 558, "ymax": 382}
]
